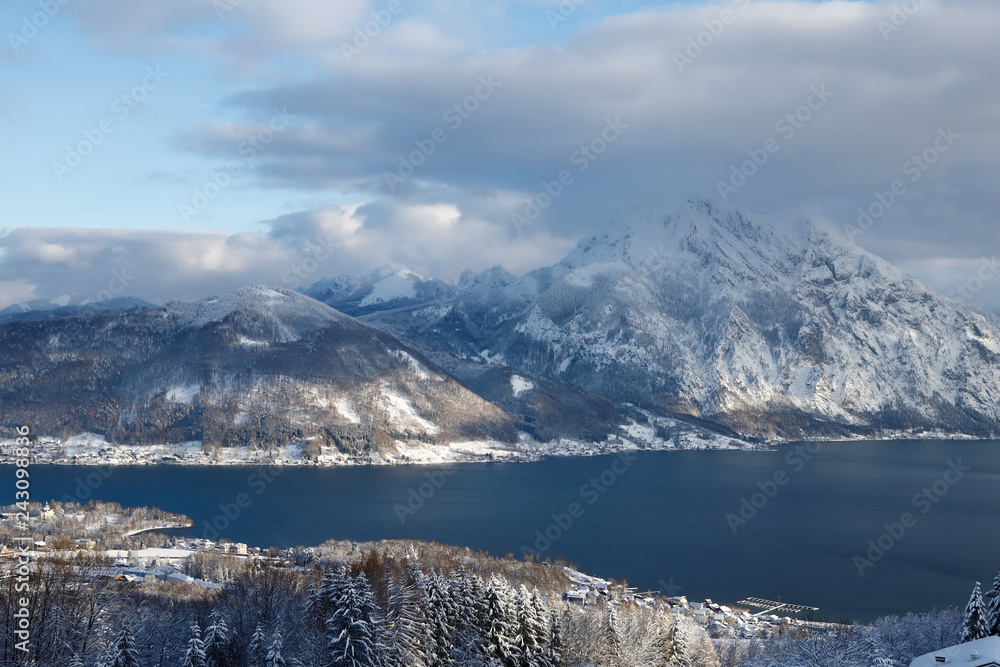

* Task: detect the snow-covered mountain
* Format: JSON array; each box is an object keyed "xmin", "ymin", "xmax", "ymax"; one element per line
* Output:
[
  {"xmin": 303, "ymin": 265, "xmax": 456, "ymax": 316},
  {"xmin": 347, "ymin": 199, "xmax": 1000, "ymax": 440},
  {"xmin": 0, "ymin": 286, "xmax": 517, "ymax": 461},
  {"xmin": 0, "ymin": 295, "xmax": 157, "ymax": 325},
  {"xmin": 4, "ymin": 200, "xmax": 997, "ymax": 461}
]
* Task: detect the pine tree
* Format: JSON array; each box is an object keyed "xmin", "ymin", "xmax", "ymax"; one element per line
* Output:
[
  {"xmin": 868, "ymin": 630, "xmax": 895, "ymax": 667},
  {"xmin": 266, "ymin": 632, "xmax": 287, "ymax": 667},
  {"xmin": 68, "ymin": 654, "xmax": 84, "ymax": 667},
  {"xmin": 249, "ymin": 624, "xmax": 268, "ymax": 667},
  {"xmin": 547, "ymin": 612, "xmax": 564, "ymax": 667},
  {"xmin": 873, "ymin": 653, "xmax": 895, "ymax": 667},
  {"xmin": 963, "ymin": 581, "xmax": 990, "ymax": 642},
  {"xmin": 608, "ymin": 605, "xmax": 624, "ymax": 667},
  {"xmin": 307, "ymin": 566, "xmax": 341, "ymax": 628},
  {"xmin": 96, "ymin": 638, "xmax": 117, "ymax": 667},
  {"xmin": 530, "ymin": 591, "xmax": 554, "ymax": 667},
  {"xmin": 182, "ymin": 622, "xmax": 208, "ymax": 667},
  {"xmin": 670, "ymin": 620, "xmax": 692, "ymax": 667},
  {"xmin": 988, "ymin": 569, "xmax": 1000, "ymax": 636},
  {"xmin": 422, "ymin": 571, "xmax": 456, "ymax": 666},
  {"xmin": 205, "ymin": 610, "xmax": 230, "ymax": 666},
  {"xmin": 384, "ymin": 563, "xmax": 430, "ymax": 667},
  {"xmin": 109, "ymin": 622, "xmax": 141, "ymax": 667},
  {"xmin": 448, "ymin": 567, "xmax": 491, "ymax": 663},
  {"xmin": 328, "ymin": 571, "xmax": 384, "ymax": 666},
  {"xmin": 514, "ymin": 585, "xmax": 550, "ymax": 666},
  {"xmin": 483, "ymin": 576, "xmax": 520, "ymax": 667}
]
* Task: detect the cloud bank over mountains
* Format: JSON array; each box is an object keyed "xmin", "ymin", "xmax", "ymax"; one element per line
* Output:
[{"xmin": 3, "ymin": 1, "xmax": 999, "ymax": 310}]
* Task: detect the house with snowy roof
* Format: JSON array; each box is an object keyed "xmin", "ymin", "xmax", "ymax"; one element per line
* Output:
[{"xmin": 910, "ymin": 637, "xmax": 1000, "ymax": 667}]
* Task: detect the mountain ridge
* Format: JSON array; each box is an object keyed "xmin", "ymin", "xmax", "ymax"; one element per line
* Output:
[
  {"xmin": 3, "ymin": 199, "xmax": 998, "ymax": 464},
  {"xmin": 344, "ymin": 199, "xmax": 1000, "ymax": 440}
]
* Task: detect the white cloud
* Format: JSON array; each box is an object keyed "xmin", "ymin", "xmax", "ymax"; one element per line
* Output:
[
  {"xmin": 0, "ymin": 202, "xmax": 573, "ymax": 308},
  {"xmin": 10, "ymin": 0, "xmax": 999, "ymax": 311}
]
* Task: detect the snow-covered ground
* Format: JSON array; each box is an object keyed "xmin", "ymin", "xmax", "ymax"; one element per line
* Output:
[{"xmin": 0, "ymin": 418, "xmax": 761, "ymax": 467}]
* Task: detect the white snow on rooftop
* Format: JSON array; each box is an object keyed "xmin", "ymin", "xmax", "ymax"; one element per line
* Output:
[{"xmin": 910, "ymin": 636, "xmax": 1000, "ymax": 667}]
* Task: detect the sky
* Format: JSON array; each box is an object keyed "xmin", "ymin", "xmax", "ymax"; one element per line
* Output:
[{"xmin": 1, "ymin": 0, "xmax": 998, "ymax": 310}]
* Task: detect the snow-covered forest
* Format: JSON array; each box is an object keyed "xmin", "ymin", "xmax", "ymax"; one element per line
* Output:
[{"xmin": 0, "ymin": 532, "xmax": 977, "ymax": 667}]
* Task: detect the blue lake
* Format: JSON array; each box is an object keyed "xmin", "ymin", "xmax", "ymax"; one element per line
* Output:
[{"xmin": 9, "ymin": 439, "xmax": 1000, "ymax": 622}]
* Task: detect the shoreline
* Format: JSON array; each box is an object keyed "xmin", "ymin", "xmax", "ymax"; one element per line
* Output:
[{"xmin": 0, "ymin": 430, "xmax": 991, "ymax": 468}]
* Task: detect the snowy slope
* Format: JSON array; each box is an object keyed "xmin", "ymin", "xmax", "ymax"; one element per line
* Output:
[
  {"xmin": 304, "ymin": 265, "xmax": 456, "ymax": 316},
  {"xmin": 357, "ymin": 199, "xmax": 1000, "ymax": 439},
  {"xmin": 0, "ymin": 286, "xmax": 517, "ymax": 460}
]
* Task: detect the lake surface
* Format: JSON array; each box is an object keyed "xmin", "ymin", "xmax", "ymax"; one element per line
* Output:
[{"xmin": 9, "ymin": 439, "xmax": 1000, "ymax": 622}]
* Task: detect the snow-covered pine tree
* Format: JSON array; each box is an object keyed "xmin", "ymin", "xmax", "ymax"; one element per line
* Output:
[
  {"xmin": 68, "ymin": 653, "xmax": 85, "ymax": 667},
  {"xmin": 422, "ymin": 571, "xmax": 457, "ymax": 667},
  {"xmin": 249, "ymin": 624, "xmax": 268, "ymax": 667},
  {"xmin": 672, "ymin": 615, "xmax": 722, "ymax": 667},
  {"xmin": 182, "ymin": 622, "xmax": 208, "ymax": 667},
  {"xmin": 205, "ymin": 610, "xmax": 230, "ymax": 666},
  {"xmin": 963, "ymin": 582, "xmax": 990, "ymax": 642},
  {"xmin": 483, "ymin": 576, "xmax": 520, "ymax": 667},
  {"xmin": 989, "ymin": 569, "xmax": 1000, "ymax": 636},
  {"xmin": 306, "ymin": 566, "xmax": 342, "ymax": 631},
  {"xmin": 669, "ymin": 618, "xmax": 692, "ymax": 667},
  {"xmin": 109, "ymin": 622, "xmax": 141, "ymax": 667},
  {"xmin": 608, "ymin": 605, "xmax": 624, "ymax": 666},
  {"xmin": 530, "ymin": 591, "xmax": 555, "ymax": 667},
  {"xmin": 548, "ymin": 611, "xmax": 564, "ymax": 667},
  {"xmin": 384, "ymin": 562, "xmax": 430, "ymax": 667},
  {"xmin": 327, "ymin": 571, "xmax": 385, "ymax": 666},
  {"xmin": 449, "ymin": 567, "xmax": 491, "ymax": 663},
  {"xmin": 865, "ymin": 629, "xmax": 895, "ymax": 667},
  {"xmin": 468, "ymin": 573, "xmax": 491, "ymax": 634},
  {"xmin": 513, "ymin": 585, "xmax": 550, "ymax": 666},
  {"xmin": 873, "ymin": 652, "xmax": 895, "ymax": 667},
  {"xmin": 96, "ymin": 636, "xmax": 117, "ymax": 667},
  {"xmin": 266, "ymin": 631, "xmax": 287, "ymax": 667}
]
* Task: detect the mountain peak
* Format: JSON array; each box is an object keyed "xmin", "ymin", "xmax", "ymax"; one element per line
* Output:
[{"xmin": 166, "ymin": 285, "xmax": 347, "ymax": 334}]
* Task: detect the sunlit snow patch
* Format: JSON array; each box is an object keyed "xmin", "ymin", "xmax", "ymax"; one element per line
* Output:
[{"xmin": 510, "ymin": 374, "xmax": 534, "ymax": 397}]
